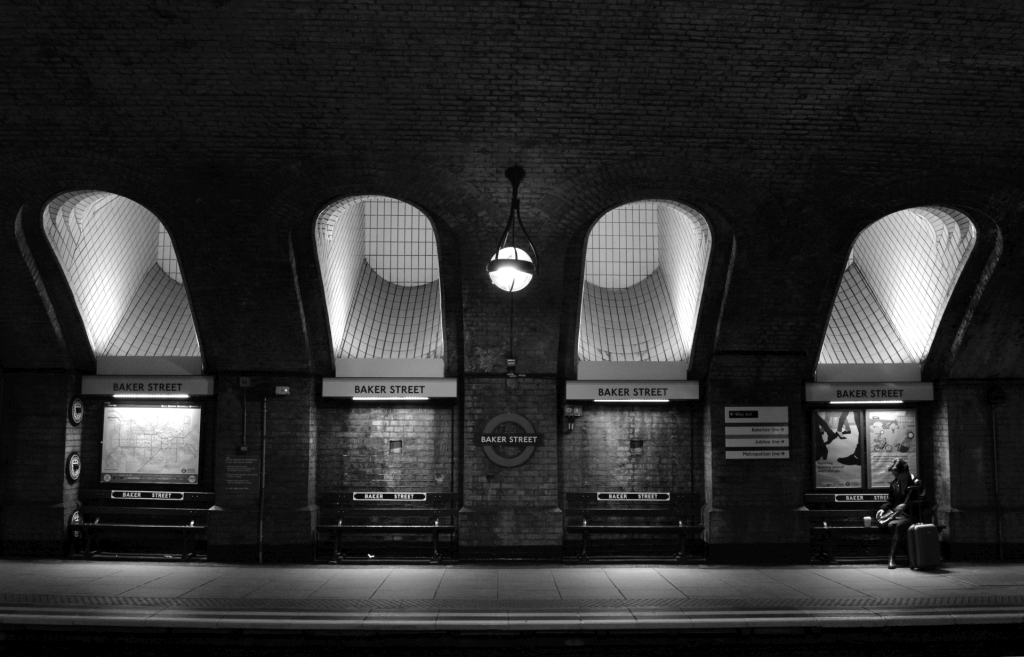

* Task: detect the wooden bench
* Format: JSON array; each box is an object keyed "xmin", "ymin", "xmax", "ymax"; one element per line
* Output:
[
  {"xmin": 565, "ymin": 491, "xmax": 704, "ymax": 562},
  {"xmin": 71, "ymin": 489, "xmax": 213, "ymax": 561},
  {"xmin": 803, "ymin": 489, "xmax": 940, "ymax": 563},
  {"xmin": 315, "ymin": 492, "xmax": 458, "ymax": 563}
]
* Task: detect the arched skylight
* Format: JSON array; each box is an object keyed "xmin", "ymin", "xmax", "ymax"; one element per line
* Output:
[
  {"xmin": 578, "ymin": 201, "xmax": 711, "ymax": 369},
  {"xmin": 819, "ymin": 206, "xmax": 976, "ymax": 371},
  {"xmin": 316, "ymin": 196, "xmax": 443, "ymax": 361},
  {"xmin": 42, "ymin": 192, "xmax": 201, "ymax": 370}
]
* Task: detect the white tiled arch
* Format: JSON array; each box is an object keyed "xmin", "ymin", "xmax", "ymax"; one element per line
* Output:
[
  {"xmin": 42, "ymin": 191, "xmax": 201, "ymax": 370},
  {"xmin": 577, "ymin": 200, "xmax": 712, "ymax": 369},
  {"xmin": 819, "ymin": 206, "xmax": 977, "ymax": 374},
  {"xmin": 315, "ymin": 196, "xmax": 444, "ymax": 361}
]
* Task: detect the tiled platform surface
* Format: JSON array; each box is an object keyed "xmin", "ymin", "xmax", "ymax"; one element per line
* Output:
[{"xmin": 1, "ymin": 559, "xmax": 1024, "ymax": 633}]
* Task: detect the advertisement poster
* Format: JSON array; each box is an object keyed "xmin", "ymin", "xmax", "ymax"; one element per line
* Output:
[
  {"xmin": 813, "ymin": 410, "xmax": 862, "ymax": 488},
  {"xmin": 866, "ymin": 409, "xmax": 918, "ymax": 488}
]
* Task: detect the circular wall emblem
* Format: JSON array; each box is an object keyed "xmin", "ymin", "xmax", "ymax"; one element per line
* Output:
[
  {"xmin": 66, "ymin": 452, "xmax": 82, "ymax": 483},
  {"xmin": 475, "ymin": 412, "xmax": 541, "ymax": 468},
  {"xmin": 69, "ymin": 397, "xmax": 84, "ymax": 426},
  {"xmin": 69, "ymin": 510, "xmax": 83, "ymax": 540}
]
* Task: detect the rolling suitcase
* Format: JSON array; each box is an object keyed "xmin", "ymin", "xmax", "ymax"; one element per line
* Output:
[{"xmin": 907, "ymin": 523, "xmax": 941, "ymax": 570}]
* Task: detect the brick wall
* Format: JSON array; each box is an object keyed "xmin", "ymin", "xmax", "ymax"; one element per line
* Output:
[
  {"xmin": 209, "ymin": 375, "xmax": 316, "ymax": 562},
  {"xmin": 933, "ymin": 381, "xmax": 1024, "ymax": 559},
  {"xmin": 705, "ymin": 355, "xmax": 809, "ymax": 563},
  {"xmin": 0, "ymin": 372, "xmax": 78, "ymax": 556},
  {"xmin": 562, "ymin": 403, "xmax": 700, "ymax": 494},
  {"xmin": 461, "ymin": 377, "xmax": 560, "ymax": 551},
  {"xmin": 317, "ymin": 402, "xmax": 454, "ymax": 494}
]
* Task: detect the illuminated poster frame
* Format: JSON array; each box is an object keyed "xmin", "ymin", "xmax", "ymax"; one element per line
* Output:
[{"xmin": 812, "ymin": 408, "xmax": 919, "ymax": 489}]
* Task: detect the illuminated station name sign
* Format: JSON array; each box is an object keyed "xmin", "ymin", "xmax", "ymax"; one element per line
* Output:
[
  {"xmin": 565, "ymin": 381, "xmax": 699, "ymax": 401},
  {"xmin": 82, "ymin": 376, "xmax": 215, "ymax": 397},
  {"xmin": 322, "ymin": 378, "xmax": 457, "ymax": 399},
  {"xmin": 805, "ymin": 382, "xmax": 934, "ymax": 403}
]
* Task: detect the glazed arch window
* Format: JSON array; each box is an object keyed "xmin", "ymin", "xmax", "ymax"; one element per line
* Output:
[
  {"xmin": 817, "ymin": 206, "xmax": 977, "ymax": 381},
  {"xmin": 315, "ymin": 196, "xmax": 444, "ymax": 377},
  {"xmin": 577, "ymin": 200, "xmax": 712, "ymax": 379},
  {"xmin": 42, "ymin": 192, "xmax": 202, "ymax": 375}
]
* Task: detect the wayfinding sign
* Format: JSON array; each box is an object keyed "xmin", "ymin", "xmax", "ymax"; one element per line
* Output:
[{"xmin": 724, "ymin": 406, "xmax": 790, "ymax": 460}]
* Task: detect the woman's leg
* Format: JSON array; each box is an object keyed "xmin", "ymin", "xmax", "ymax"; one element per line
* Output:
[{"xmin": 889, "ymin": 519, "xmax": 910, "ymax": 568}]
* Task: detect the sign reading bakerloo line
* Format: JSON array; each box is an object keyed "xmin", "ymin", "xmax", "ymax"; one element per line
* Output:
[{"xmin": 474, "ymin": 413, "xmax": 541, "ymax": 468}]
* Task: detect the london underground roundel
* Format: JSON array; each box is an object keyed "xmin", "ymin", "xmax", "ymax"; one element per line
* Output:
[
  {"xmin": 69, "ymin": 397, "xmax": 84, "ymax": 425},
  {"xmin": 66, "ymin": 452, "xmax": 82, "ymax": 483},
  {"xmin": 475, "ymin": 413, "xmax": 542, "ymax": 468}
]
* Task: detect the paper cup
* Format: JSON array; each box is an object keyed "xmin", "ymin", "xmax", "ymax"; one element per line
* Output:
[{"xmin": 863, "ymin": 516, "xmax": 872, "ymax": 527}]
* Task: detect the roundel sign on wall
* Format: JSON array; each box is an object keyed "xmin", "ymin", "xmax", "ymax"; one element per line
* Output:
[
  {"xmin": 474, "ymin": 412, "xmax": 542, "ymax": 468},
  {"xmin": 68, "ymin": 397, "xmax": 84, "ymax": 426},
  {"xmin": 66, "ymin": 451, "xmax": 82, "ymax": 483}
]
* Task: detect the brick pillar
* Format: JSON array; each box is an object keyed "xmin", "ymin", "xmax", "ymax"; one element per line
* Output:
[
  {"xmin": 459, "ymin": 377, "xmax": 561, "ymax": 559},
  {"xmin": 0, "ymin": 371, "xmax": 80, "ymax": 557},
  {"xmin": 208, "ymin": 375, "xmax": 317, "ymax": 563},
  {"xmin": 934, "ymin": 381, "xmax": 1024, "ymax": 560},
  {"xmin": 703, "ymin": 355, "xmax": 809, "ymax": 564}
]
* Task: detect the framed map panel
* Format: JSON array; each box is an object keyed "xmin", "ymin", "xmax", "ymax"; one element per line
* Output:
[{"xmin": 100, "ymin": 404, "xmax": 202, "ymax": 485}]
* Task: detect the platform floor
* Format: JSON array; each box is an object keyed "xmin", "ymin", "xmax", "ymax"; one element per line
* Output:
[{"xmin": 2, "ymin": 558, "xmax": 1024, "ymax": 638}]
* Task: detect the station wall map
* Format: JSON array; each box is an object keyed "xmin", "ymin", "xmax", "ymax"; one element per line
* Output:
[{"xmin": 101, "ymin": 404, "xmax": 202, "ymax": 485}]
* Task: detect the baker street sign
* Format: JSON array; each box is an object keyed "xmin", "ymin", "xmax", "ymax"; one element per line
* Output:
[{"xmin": 475, "ymin": 412, "xmax": 542, "ymax": 468}]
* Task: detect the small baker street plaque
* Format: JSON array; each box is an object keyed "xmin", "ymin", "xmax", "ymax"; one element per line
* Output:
[
  {"xmin": 353, "ymin": 492, "xmax": 427, "ymax": 502},
  {"xmin": 111, "ymin": 490, "xmax": 185, "ymax": 501},
  {"xmin": 597, "ymin": 492, "xmax": 670, "ymax": 502},
  {"xmin": 835, "ymin": 494, "xmax": 887, "ymax": 503}
]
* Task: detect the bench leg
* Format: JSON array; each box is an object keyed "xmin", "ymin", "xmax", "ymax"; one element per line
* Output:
[
  {"xmin": 822, "ymin": 530, "xmax": 835, "ymax": 563},
  {"xmin": 431, "ymin": 518, "xmax": 441, "ymax": 564},
  {"xmin": 85, "ymin": 529, "xmax": 96, "ymax": 558}
]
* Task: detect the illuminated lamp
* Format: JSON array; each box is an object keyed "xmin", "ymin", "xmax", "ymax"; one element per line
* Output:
[{"xmin": 487, "ymin": 165, "xmax": 538, "ymax": 292}]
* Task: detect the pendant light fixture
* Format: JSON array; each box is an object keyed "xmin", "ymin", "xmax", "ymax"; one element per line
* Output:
[{"xmin": 487, "ymin": 165, "xmax": 538, "ymax": 292}]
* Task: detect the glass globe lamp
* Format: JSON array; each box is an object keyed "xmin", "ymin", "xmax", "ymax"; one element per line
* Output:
[{"xmin": 488, "ymin": 247, "xmax": 535, "ymax": 292}]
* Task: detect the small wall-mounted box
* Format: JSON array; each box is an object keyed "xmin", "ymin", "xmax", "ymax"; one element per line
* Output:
[{"xmin": 275, "ymin": 386, "xmax": 291, "ymax": 396}]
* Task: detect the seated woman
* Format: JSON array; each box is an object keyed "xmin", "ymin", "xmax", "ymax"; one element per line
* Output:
[{"xmin": 876, "ymin": 458, "xmax": 925, "ymax": 569}]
